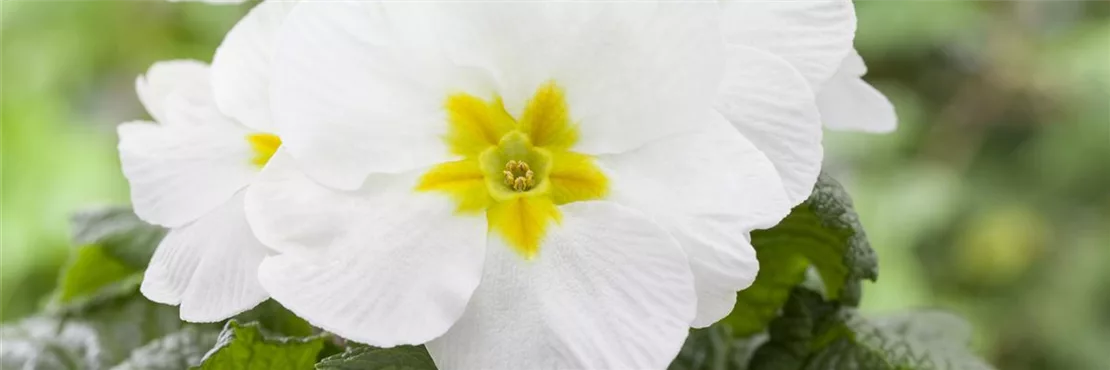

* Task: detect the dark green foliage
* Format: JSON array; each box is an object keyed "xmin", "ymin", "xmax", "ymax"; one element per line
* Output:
[
  {"xmin": 113, "ymin": 326, "xmax": 222, "ymax": 370},
  {"xmin": 51, "ymin": 207, "xmax": 163, "ymax": 306},
  {"xmin": 749, "ymin": 289, "xmax": 993, "ymax": 370},
  {"xmin": 724, "ymin": 173, "xmax": 879, "ymax": 336},
  {"xmin": 192, "ymin": 321, "xmax": 326, "ymax": 370},
  {"xmin": 669, "ymin": 325, "xmax": 765, "ymax": 370},
  {"xmin": 52, "ymin": 245, "xmax": 140, "ymax": 305},
  {"xmin": 315, "ymin": 345, "xmax": 437, "ymax": 370},
  {"xmin": 233, "ymin": 300, "xmax": 316, "ymax": 338},
  {"xmin": 1, "ymin": 209, "xmax": 201, "ymax": 370},
  {"xmin": 70, "ymin": 207, "xmax": 167, "ymax": 269},
  {"xmin": 0, "ymin": 282, "xmax": 196, "ymax": 370}
]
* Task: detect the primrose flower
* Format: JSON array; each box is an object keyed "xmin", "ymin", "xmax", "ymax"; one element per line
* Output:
[
  {"xmin": 117, "ymin": 2, "xmax": 290, "ymax": 321},
  {"xmin": 242, "ymin": 1, "xmax": 854, "ymax": 368},
  {"xmin": 817, "ymin": 49, "xmax": 898, "ymax": 133}
]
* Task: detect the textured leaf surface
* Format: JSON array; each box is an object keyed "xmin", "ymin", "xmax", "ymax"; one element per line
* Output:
[
  {"xmin": 0, "ymin": 283, "xmax": 189, "ymax": 370},
  {"xmin": 748, "ymin": 289, "xmax": 995, "ymax": 370},
  {"xmin": 669, "ymin": 325, "xmax": 765, "ymax": 370},
  {"xmin": 858, "ymin": 311, "xmax": 995, "ymax": 370},
  {"xmin": 112, "ymin": 326, "xmax": 221, "ymax": 370},
  {"xmin": 724, "ymin": 173, "xmax": 878, "ymax": 336},
  {"xmin": 232, "ymin": 300, "xmax": 316, "ymax": 338},
  {"xmin": 70, "ymin": 206, "xmax": 166, "ymax": 269},
  {"xmin": 193, "ymin": 321, "xmax": 325, "ymax": 370},
  {"xmin": 1, "ymin": 207, "xmax": 213, "ymax": 370},
  {"xmin": 53, "ymin": 245, "xmax": 140, "ymax": 305},
  {"xmin": 315, "ymin": 345, "xmax": 436, "ymax": 370}
]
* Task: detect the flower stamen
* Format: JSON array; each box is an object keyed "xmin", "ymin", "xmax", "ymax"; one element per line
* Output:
[{"xmin": 503, "ymin": 160, "xmax": 536, "ymax": 192}]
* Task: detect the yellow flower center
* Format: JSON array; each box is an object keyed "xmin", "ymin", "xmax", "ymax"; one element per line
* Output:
[
  {"xmin": 247, "ymin": 133, "xmax": 282, "ymax": 168},
  {"xmin": 503, "ymin": 160, "xmax": 536, "ymax": 192},
  {"xmin": 416, "ymin": 81, "xmax": 608, "ymax": 259}
]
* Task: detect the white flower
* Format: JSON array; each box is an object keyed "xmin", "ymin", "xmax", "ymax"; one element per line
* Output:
[
  {"xmin": 817, "ymin": 48, "xmax": 898, "ymax": 133},
  {"xmin": 239, "ymin": 1, "xmax": 854, "ymax": 368},
  {"xmin": 722, "ymin": 1, "xmax": 897, "ymax": 133},
  {"xmin": 117, "ymin": 1, "xmax": 292, "ymax": 322}
]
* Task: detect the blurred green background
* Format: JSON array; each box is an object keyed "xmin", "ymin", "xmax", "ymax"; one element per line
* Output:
[{"xmin": 1, "ymin": 2, "xmax": 1107, "ymax": 369}]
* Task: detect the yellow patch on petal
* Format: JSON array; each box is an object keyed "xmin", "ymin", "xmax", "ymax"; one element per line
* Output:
[
  {"xmin": 445, "ymin": 94, "xmax": 516, "ymax": 157},
  {"xmin": 417, "ymin": 81, "xmax": 608, "ymax": 259},
  {"xmin": 547, "ymin": 150, "xmax": 609, "ymax": 205},
  {"xmin": 519, "ymin": 81, "xmax": 578, "ymax": 150},
  {"xmin": 247, "ymin": 133, "xmax": 281, "ymax": 168},
  {"xmin": 416, "ymin": 160, "xmax": 492, "ymax": 213},
  {"xmin": 487, "ymin": 196, "xmax": 561, "ymax": 259},
  {"xmin": 478, "ymin": 132, "xmax": 552, "ymax": 201}
]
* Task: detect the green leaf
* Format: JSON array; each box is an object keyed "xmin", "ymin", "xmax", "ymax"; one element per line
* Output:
[
  {"xmin": 724, "ymin": 173, "xmax": 878, "ymax": 336},
  {"xmin": 747, "ymin": 289, "xmax": 842, "ymax": 370},
  {"xmin": 233, "ymin": 300, "xmax": 316, "ymax": 338},
  {"xmin": 111, "ymin": 326, "xmax": 222, "ymax": 370},
  {"xmin": 4, "ymin": 205, "xmax": 186, "ymax": 368},
  {"xmin": 193, "ymin": 321, "xmax": 326, "ymax": 370},
  {"xmin": 70, "ymin": 206, "xmax": 166, "ymax": 269},
  {"xmin": 52, "ymin": 244, "xmax": 140, "ymax": 305},
  {"xmin": 52, "ymin": 207, "xmax": 165, "ymax": 307},
  {"xmin": 315, "ymin": 345, "xmax": 436, "ymax": 370},
  {"xmin": 748, "ymin": 289, "xmax": 995, "ymax": 370},
  {"xmin": 669, "ymin": 325, "xmax": 765, "ymax": 370},
  {"xmin": 859, "ymin": 312, "xmax": 995, "ymax": 370},
  {"xmin": 0, "ymin": 282, "xmax": 193, "ymax": 370}
]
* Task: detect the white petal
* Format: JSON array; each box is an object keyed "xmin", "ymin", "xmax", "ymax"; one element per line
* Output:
[
  {"xmin": 599, "ymin": 113, "xmax": 791, "ymax": 231},
  {"xmin": 433, "ymin": 2, "xmax": 724, "ymax": 155},
  {"xmin": 141, "ymin": 228, "xmax": 203, "ymax": 306},
  {"xmin": 674, "ymin": 221, "xmax": 760, "ymax": 328},
  {"xmin": 270, "ymin": 2, "xmax": 489, "ymax": 190},
  {"xmin": 244, "ymin": 150, "xmax": 400, "ymax": 258},
  {"xmin": 598, "ymin": 113, "xmax": 791, "ymax": 327},
  {"xmin": 135, "ymin": 60, "xmax": 227, "ymax": 127},
  {"xmin": 427, "ymin": 202, "xmax": 696, "ymax": 370},
  {"xmin": 118, "ymin": 121, "xmax": 256, "ymax": 227},
  {"xmin": 716, "ymin": 45, "xmax": 823, "ymax": 205},
  {"xmin": 253, "ymin": 185, "xmax": 487, "ymax": 346},
  {"xmin": 272, "ymin": 3, "xmax": 727, "ymax": 189},
  {"xmin": 211, "ymin": 0, "xmax": 296, "ymax": 132},
  {"xmin": 818, "ymin": 50, "xmax": 897, "ymax": 133},
  {"xmin": 836, "ymin": 48, "xmax": 868, "ymax": 76},
  {"xmin": 142, "ymin": 193, "xmax": 270, "ymax": 322},
  {"xmin": 720, "ymin": 0, "xmax": 857, "ymax": 89}
]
